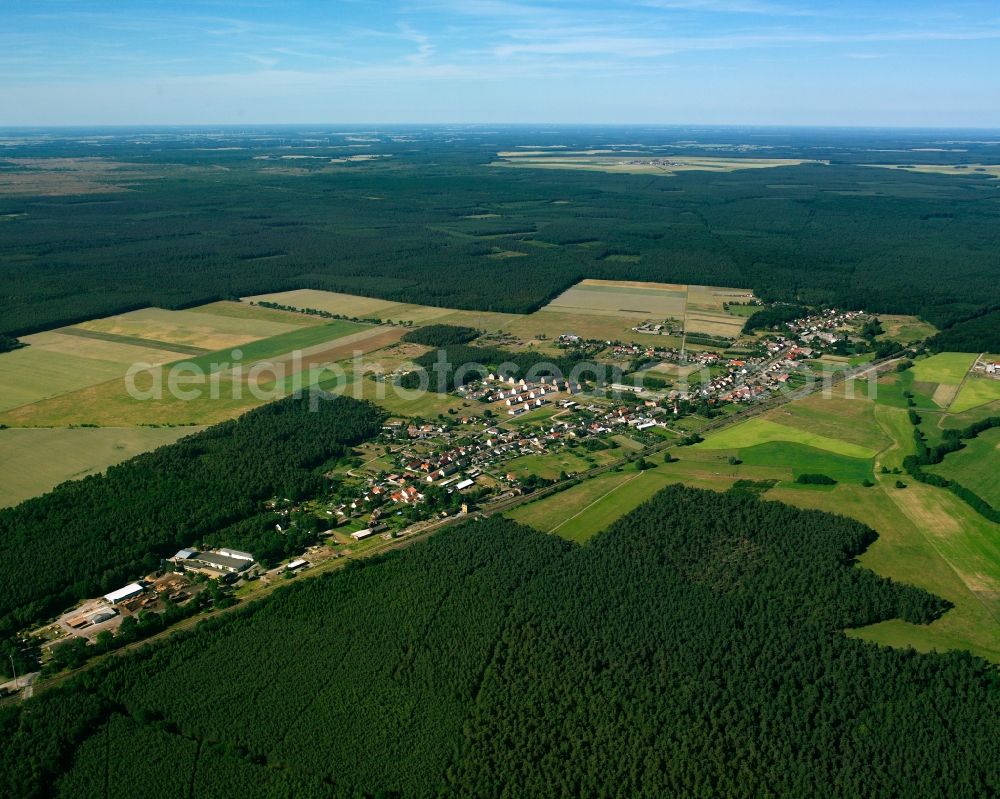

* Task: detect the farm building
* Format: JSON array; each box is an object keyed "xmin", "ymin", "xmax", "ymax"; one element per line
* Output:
[
  {"xmin": 351, "ymin": 528, "xmax": 377, "ymax": 541},
  {"xmin": 285, "ymin": 559, "xmax": 308, "ymax": 572},
  {"xmin": 454, "ymin": 478, "xmax": 475, "ymax": 491},
  {"xmin": 103, "ymin": 583, "xmax": 145, "ymax": 605}
]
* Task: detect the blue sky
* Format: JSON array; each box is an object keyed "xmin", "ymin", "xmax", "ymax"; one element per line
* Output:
[{"xmin": 1, "ymin": 0, "xmax": 999, "ymax": 126}]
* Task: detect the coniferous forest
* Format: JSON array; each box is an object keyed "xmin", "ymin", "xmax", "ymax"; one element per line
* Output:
[
  {"xmin": 0, "ymin": 394, "xmax": 386, "ymax": 635},
  {"xmin": 2, "ymin": 485, "xmax": 998, "ymax": 798},
  {"xmin": 2, "ymin": 128, "xmax": 1000, "ymax": 349}
]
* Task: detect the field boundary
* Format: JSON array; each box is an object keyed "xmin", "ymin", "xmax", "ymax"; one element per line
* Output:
[{"xmin": 550, "ymin": 471, "xmax": 644, "ymax": 534}]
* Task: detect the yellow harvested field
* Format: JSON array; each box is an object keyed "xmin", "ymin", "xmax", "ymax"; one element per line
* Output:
[
  {"xmin": 0, "ymin": 426, "xmax": 204, "ymax": 508},
  {"xmin": 683, "ymin": 313, "xmax": 745, "ymax": 337},
  {"xmin": 0, "ymin": 375, "xmax": 262, "ymax": 428},
  {"xmin": 544, "ymin": 279, "xmax": 687, "ymax": 318},
  {"xmin": 20, "ymin": 330, "xmax": 182, "ymax": 366},
  {"xmin": 187, "ymin": 300, "xmax": 319, "ymax": 326},
  {"xmin": 0, "ymin": 324, "xmax": 405, "ymax": 429},
  {"xmin": 78, "ymin": 306, "xmax": 303, "ymax": 350},
  {"xmin": 0, "ymin": 349, "xmax": 130, "ymax": 413},
  {"xmin": 246, "ymin": 288, "xmax": 522, "ymax": 329},
  {"xmin": 253, "ymin": 281, "xmax": 751, "ymax": 352},
  {"xmin": 245, "ymin": 288, "xmax": 416, "ymax": 319},
  {"xmin": 932, "ymin": 383, "xmax": 961, "ymax": 408}
]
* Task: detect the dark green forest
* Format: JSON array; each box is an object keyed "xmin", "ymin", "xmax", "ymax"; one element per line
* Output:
[
  {"xmin": 0, "ymin": 394, "xmax": 385, "ymax": 635},
  {"xmin": 400, "ymin": 323, "xmax": 480, "ymax": 346},
  {"xmin": 0, "ymin": 334, "xmax": 24, "ymax": 353},
  {"xmin": 3, "ymin": 485, "xmax": 998, "ymax": 798},
  {"xmin": 2, "ymin": 128, "xmax": 1000, "ymax": 349},
  {"xmin": 927, "ymin": 309, "xmax": 1000, "ymax": 352}
]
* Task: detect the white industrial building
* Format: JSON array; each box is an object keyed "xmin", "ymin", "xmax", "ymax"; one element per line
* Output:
[{"xmin": 103, "ymin": 583, "xmax": 145, "ymax": 605}]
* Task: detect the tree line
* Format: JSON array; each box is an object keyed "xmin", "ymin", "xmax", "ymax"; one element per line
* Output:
[{"xmin": 400, "ymin": 324, "xmax": 480, "ymax": 347}]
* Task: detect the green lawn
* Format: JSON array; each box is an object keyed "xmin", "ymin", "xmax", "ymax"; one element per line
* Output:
[{"xmin": 872, "ymin": 404, "xmax": 918, "ymax": 472}]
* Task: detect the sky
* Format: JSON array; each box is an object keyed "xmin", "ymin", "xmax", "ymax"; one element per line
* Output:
[{"xmin": 1, "ymin": 0, "xmax": 999, "ymax": 127}]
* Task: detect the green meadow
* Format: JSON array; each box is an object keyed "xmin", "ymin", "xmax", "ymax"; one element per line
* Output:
[
  {"xmin": 950, "ymin": 375, "xmax": 1000, "ymax": 413},
  {"xmin": 696, "ymin": 417, "xmax": 877, "ymax": 459},
  {"xmin": 926, "ymin": 427, "xmax": 1000, "ymax": 508},
  {"xmin": 176, "ymin": 319, "xmax": 368, "ymax": 374},
  {"xmin": 910, "ymin": 352, "xmax": 978, "ymax": 386},
  {"xmin": 737, "ymin": 441, "xmax": 873, "ymax": 483}
]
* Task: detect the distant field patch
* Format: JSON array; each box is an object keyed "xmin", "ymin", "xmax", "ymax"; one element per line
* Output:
[
  {"xmin": 484, "ymin": 250, "xmax": 528, "ymax": 259},
  {"xmin": 0, "ymin": 426, "xmax": 202, "ymax": 508},
  {"xmin": 868, "ymin": 163, "xmax": 1000, "ymax": 179},
  {"xmin": 491, "ymin": 155, "xmax": 825, "ymax": 175},
  {"xmin": 699, "ymin": 417, "xmax": 878, "ymax": 459},
  {"xmin": 245, "ymin": 288, "xmax": 409, "ymax": 319}
]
